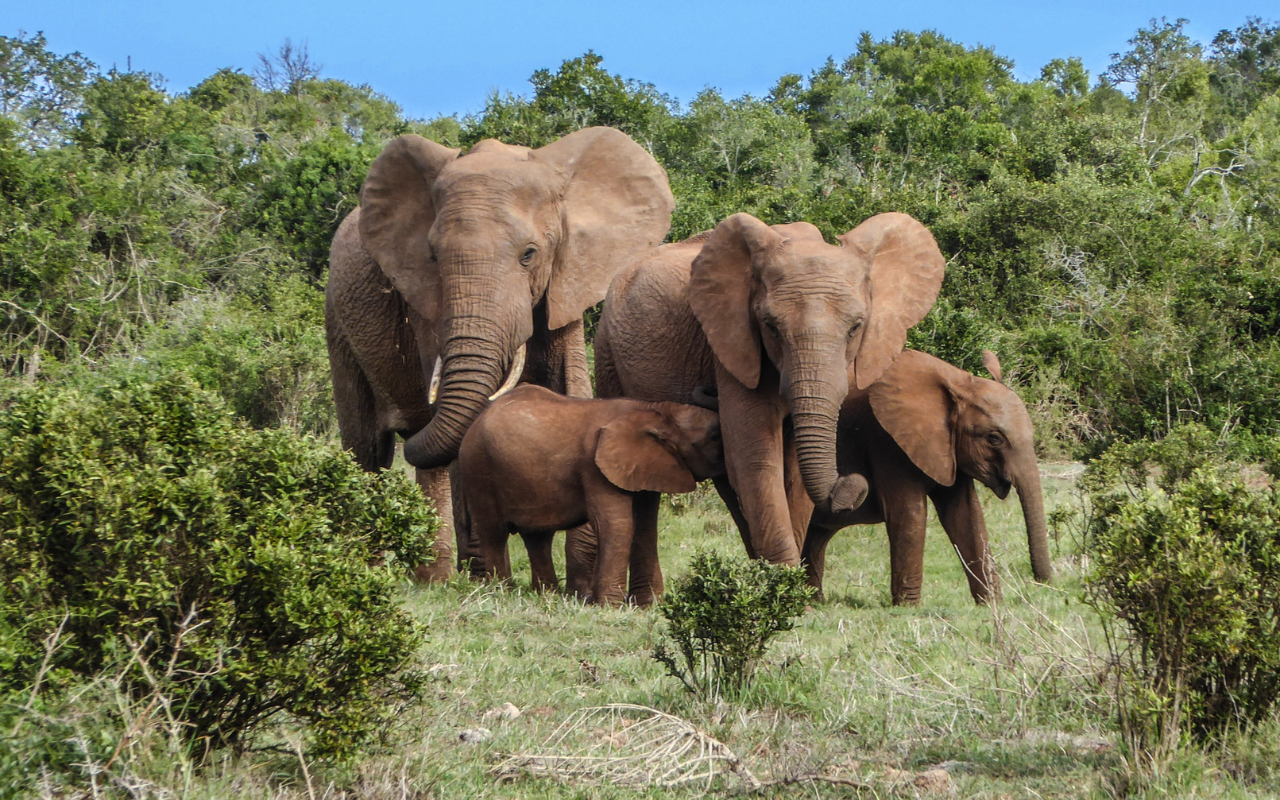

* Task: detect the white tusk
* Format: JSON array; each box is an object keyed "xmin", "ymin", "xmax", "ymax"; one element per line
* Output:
[
  {"xmin": 428, "ymin": 356, "xmax": 442, "ymax": 405},
  {"xmin": 489, "ymin": 343, "xmax": 526, "ymax": 401}
]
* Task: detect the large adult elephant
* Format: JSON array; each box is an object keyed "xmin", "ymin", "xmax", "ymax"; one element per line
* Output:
[
  {"xmin": 595, "ymin": 212, "xmax": 945, "ymax": 566},
  {"xmin": 802, "ymin": 350, "xmax": 1053, "ymax": 605},
  {"xmin": 326, "ymin": 127, "xmax": 674, "ymax": 579}
]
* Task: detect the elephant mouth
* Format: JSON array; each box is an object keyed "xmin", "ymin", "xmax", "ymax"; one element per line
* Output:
[
  {"xmin": 993, "ymin": 478, "xmax": 1012, "ymax": 500},
  {"xmin": 429, "ymin": 343, "xmax": 527, "ymax": 407}
]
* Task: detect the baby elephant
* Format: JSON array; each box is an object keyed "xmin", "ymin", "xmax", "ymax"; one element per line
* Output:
[
  {"xmin": 458, "ymin": 384, "xmax": 725, "ymax": 607},
  {"xmin": 803, "ymin": 350, "xmax": 1051, "ymax": 605}
]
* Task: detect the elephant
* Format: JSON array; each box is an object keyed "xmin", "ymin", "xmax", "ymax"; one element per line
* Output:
[
  {"xmin": 801, "ymin": 350, "xmax": 1053, "ymax": 605},
  {"xmin": 457, "ymin": 384, "xmax": 724, "ymax": 607},
  {"xmin": 325, "ymin": 127, "xmax": 674, "ymax": 580},
  {"xmin": 594, "ymin": 212, "xmax": 946, "ymax": 569}
]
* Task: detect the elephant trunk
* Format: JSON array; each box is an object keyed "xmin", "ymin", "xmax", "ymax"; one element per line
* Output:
[
  {"xmin": 789, "ymin": 385, "xmax": 864, "ymax": 515},
  {"xmin": 1015, "ymin": 457, "xmax": 1053, "ymax": 583},
  {"xmin": 404, "ymin": 313, "xmax": 515, "ymax": 469}
]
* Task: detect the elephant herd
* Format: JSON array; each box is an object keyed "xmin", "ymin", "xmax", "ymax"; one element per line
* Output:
[{"xmin": 325, "ymin": 126, "xmax": 1053, "ymax": 608}]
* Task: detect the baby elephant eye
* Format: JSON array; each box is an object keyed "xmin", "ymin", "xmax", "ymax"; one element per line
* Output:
[
  {"xmin": 520, "ymin": 247, "xmax": 537, "ymax": 266},
  {"xmin": 986, "ymin": 432, "xmax": 1004, "ymax": 447}
]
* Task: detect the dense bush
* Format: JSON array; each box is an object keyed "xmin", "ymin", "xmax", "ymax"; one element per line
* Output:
[
  {"xmin": 653, "ymin": 550, "xmax": 813, "ymax": 701},
  {"xmin": 0, "ymin": 374, "xmax": 437, "ymax": 755},
  {"xmin": 1083, "ymin": 431, "xmax": 1280, "ymax": 770}
]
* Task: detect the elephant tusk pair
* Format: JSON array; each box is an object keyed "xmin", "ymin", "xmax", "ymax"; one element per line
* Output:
[{"xmin": 428, "ymin": 343, "xmax": 527, "ymax": 405}]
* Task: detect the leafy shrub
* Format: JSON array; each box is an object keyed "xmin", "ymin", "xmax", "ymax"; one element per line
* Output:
[
  {"xmin": 1084, "ymin": 459, "xmax": 1280, "ymax": 771},
  {"xmin": 652, "ymin": 551, "xmax": 813, "ymax": 701},
  {"xmin": 0, "ymin": 373, "xmax": 437, "ymax": 756}
]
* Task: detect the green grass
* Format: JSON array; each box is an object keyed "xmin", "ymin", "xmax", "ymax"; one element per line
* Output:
[{"xmin": 35, "ymin": 464, "xmax": 1280, "ymax": 798}]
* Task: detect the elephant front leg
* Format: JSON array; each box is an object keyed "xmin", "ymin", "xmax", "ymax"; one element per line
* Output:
[
  {"xmin": 800, "ymin": 521, "xmax": 839, "ymax": 601},
  {"xmin": 931, "ymin": 478, "xmax": 999, "ymax": 603},
  {"xmin": 877, "ymin": 462, "xmax": 930, "ymax": 605},
  {"xmin": 585, "ymin": 482, "xmax": 638, "ymax": 607},
  {"xmin": 414, "ymin": 466, "xmax": 457, "ymax": 582},
  {"xmin": 716, "ymin": 363, "xmax": 800, "ymax": 566},
  {"xmin": 626, "ymin": 491, "xmax": 662, "ymax": 607},
  {"xmin": 564, "ymin": 523, "xmax": 598, "ymax": 601}
]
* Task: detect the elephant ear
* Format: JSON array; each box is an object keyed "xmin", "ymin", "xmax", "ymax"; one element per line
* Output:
[
  {"xmin": 838, "ymin": 213, "xmax": 946, "ymax": 389},
  {"xmin": 689, "ymin": 213, "xmax": 784, "ymax": 389},
  {"xmin": 595, "ymin": 410, "xmax": 697, "ymax": 494},
  {"xmin": 358, "ymin": 135, "xmax": 460, "ymax": 322},
  {"xmin": 868, "ymin": 351, "xmax": 957, "ymax": 486},
  {"xmin": 536, "ymin": 127, "xmax": 675, "ymax": 330},
  {"xmin": 982, "ymin": 349, "xmax": 1004, "ymax": 384}
]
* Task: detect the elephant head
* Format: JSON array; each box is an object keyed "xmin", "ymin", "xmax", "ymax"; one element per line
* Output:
[
  {"xmin": 595, "ymin": 404, "xmax": 725, "ymax": 493},
  {"xmin": 359, "ymin": 127, "xmax": 674, "ymax": 469},
  {"xmin": 688, "ymin": 212, "xmax": 945, "ymax": 514},
  {"xmin": 868, "ymin": 350, "xmax": 1053, "ymax": 584}
]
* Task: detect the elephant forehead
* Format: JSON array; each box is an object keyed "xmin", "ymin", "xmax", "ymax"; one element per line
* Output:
[{"xmin": 434, "ymin": 152, "xmax": 558, "ymax": 199}]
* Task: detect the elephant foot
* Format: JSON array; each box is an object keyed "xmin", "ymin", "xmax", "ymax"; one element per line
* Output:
[
  {"xmin": 828, "ymin": 473, "xmax": 869, "ymax": 514},
  {"xmin": 627, "ymin": 590, "xmax": 659, "ymax": 608},
  {"xmin": 413, "ymin": 558, "xmax": 456, "ymax": 583}
]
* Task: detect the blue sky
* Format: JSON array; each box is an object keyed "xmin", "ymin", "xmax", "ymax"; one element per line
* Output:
[{"xmin": 9, "ymin": 1, "xmax": 1271, "ymax": 119}]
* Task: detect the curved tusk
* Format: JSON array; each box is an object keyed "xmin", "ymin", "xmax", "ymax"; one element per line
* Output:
[
  {"xmin": 428, "ymin": 356, "xmax": 442, "ymax": 405},
  {"xmin": 489, "ymin": 343, "xmax": 526, "ymax": 401}
]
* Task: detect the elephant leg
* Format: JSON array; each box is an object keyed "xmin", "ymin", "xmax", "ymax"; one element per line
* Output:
[
  {"xmin": 328, "ymin": 322, "xmax": 395, "ymax": 471},
  {"xmin": 564, "ymin": 523, "xmax": 598, "ymax": 601},
  {"xmin": 470, "ymin": 510, "xmax": 512, "ymax": 584},
  {"xmin": 414, "ymin": 466, "xmax": 457, "ymax": 582},
  {"xmin": 800, "ymin": 521, "xmax": 840, "ymax": 601},
  {"xmin": 592, "ymin": 326, "xmax": 622, "ymax": 399},
  {"xmin": 520, "ymin": 531, "xmax": 559, "ymax": 592},
  {"xmin": 712, "ymin": 475, "xmax": 756, "ymax": 559},
  {"xmin": 879, "ymin": 475, "xmax": 930, "ymax": 606},
  {"xmin": 450, "ymin": 461, "xmax": 484, "ymax": 578},
  {"xmin": 715, "ymin": 363, "xmax": 799, "ymax": 565},
  {"xmin": 627, "ymin": 491, "xmax": 662, "ymax": 607},
  {"xmin": 586, "ymin": 482, "xmax": 637, "ymax": 607},
  {"xmin": 931, "ymin": 478, "xmax": 999, "ymax": 603}
]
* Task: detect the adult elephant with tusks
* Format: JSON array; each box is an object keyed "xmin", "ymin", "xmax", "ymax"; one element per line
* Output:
[{"xmin": 326, "ymin": 127, "xmax": 674, "ymax": 580}]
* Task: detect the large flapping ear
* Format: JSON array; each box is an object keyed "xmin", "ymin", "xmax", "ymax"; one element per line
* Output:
[
  {"xmin": 358, "ymin": 135, "xmax": 459, "ymax": 321},
  {"xmin": 868, "ymin": 351, "xmax": 957, "ymax": 486},
  {"xmin": 535, "ymin": 127, "xmax": 674, "ymax": 330},
  {"xmin": 838, "ymin": 213, "xmax": 946, "ymax": 389},
  {"xmin": 688, "ymin": 213, "xmax": 784, "ymax": 389},
  {"xmin": 981, "ymin": 350, "xmax": 1004, "ymax": 384},
  {"xmin": 595, "ymin": 410, "xmax": 698, "ymax": 494}
]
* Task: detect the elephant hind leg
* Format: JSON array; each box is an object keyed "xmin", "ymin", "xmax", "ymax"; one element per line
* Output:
[
  {"xmin": 520, "ymin": 530, "xmax": 559, "ymax": 592},
  {"xmin": 593, "ymin": 326, "xmax": 622, "ymax": 399},
  {"xmin": 328, "ymin": 322, "xmax": 394, "ymax": 471}
]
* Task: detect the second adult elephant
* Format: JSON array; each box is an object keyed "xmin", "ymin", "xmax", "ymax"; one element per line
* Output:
[
  {"xmin": 596, "ymin": 213, "xmax": 946, "ymax": 567},
  {"xmin": 326, "ymin": 127, "xmax": 673, "ymax": 579},
  {"xmin": 802, "ymin": 350, "xmax": 1053, "ymax": 605}
]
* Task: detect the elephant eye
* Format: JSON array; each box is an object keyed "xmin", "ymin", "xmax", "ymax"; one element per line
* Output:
[
  {"xmin": 520, "ymin": 247, "xmax": 537, "ymax": 266},
  {"xmin": 986, "ymin": 432, "xmax": 1004, "ymax": 447},
  {"xmin": 847, "ymin": 320, "xmax": 862, "ymax": 339},
  {"xmin": 762, "ymin": 318, "xmax": 779, "ymax": 334}
]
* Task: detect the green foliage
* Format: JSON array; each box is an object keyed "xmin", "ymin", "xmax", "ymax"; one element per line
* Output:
[
  {"xmin": 0, "ymin": 374, "xmax": 437, "ymax": 755},
  {"xmin": 652, "ymin": 550, "xmax": 813, "ymax": 701},
  {"xmin": 1082, "ymin": 434, "xmax": 1280, "ymax": 772}
]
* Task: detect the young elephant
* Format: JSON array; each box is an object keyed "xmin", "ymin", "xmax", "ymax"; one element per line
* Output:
[
  {"xmin": 802, "ymin": 350, "xmax": 1052, "ymax": 605},
  {"xmin": 458, "ymin": 384, "xmax": 725, "ymax": 607}
]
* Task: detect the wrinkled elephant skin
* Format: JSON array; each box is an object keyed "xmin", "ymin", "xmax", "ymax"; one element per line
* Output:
[{"xmin": 803, "ymin": 350, "xmax": 1053, "ymax": 605}]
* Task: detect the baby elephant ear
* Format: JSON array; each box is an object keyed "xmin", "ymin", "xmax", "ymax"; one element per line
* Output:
[
  {"xmin": 595, "ymin": 410, "xmax": 697, "ymax": 494},
  {"xmin": 981, "ymin": 350, "xmax": 1004, "ymax": 384},
  {"xmin": 868, "ymin": 351, "xmax": 957, "ymax": 486}
]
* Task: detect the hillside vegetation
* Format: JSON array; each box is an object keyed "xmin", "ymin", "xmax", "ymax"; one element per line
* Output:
[{"xmin": 3, "ymin": 19, "xmax": 1280, "ymax": 454}]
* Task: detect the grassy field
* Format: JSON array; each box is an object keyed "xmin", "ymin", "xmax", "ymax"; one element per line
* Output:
[{"xmin": 115, "ymin": 464, "xmax": 1280, "ymax": 799}]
